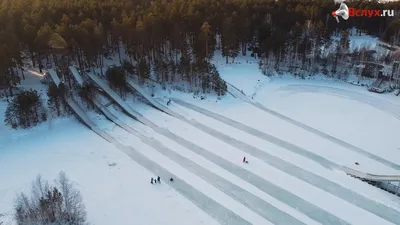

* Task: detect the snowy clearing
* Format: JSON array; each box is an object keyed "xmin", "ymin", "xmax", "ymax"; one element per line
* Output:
[{"xmin": 2, "ymin": 52, "xmax": 400, "ymax": 225}]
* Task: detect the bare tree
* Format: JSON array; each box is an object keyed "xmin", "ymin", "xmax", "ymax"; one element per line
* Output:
[
  {"xmin": 56, "ymin": 172, "xmax": 86, "ymax": 224},
  {"xmin": 14, "ymin": 172, "xmax": 87, "ymax": 225}
]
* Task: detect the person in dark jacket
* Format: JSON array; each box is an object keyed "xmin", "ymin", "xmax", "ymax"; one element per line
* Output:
[
  {"xmin": 151, "ymin": 177, "xmax": 154, "ymax": 184},
  {"xmin": 157, "ymin": 176, "xmax": 161, "ymax": 183}
]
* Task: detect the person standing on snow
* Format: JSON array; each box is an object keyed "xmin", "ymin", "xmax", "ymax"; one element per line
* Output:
[
  {"xmin": 157, "ymin": 176, "xmax": 161, "ymax": 183},
  {"xmin": 151, "ymin": 177, "xmax": 154, "ymax": 184},
  {"xmin": 243, "ymin": 157, "xmax": 246, "ymax": 163}
]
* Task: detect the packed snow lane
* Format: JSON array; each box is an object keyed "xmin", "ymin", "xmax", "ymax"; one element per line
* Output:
[
  {"xmin": 126, "ymin": 80, "xmax": 175, "ymax": 116},
  {"xmin": 47, "ymin": 68, "xmax": 61, "ymax": 86},
  {"xmin": 341, "ymin": 166, "xmax": 400, "ymax": 181},
  {"xmin": 153, "ymin": 128, "xmax": 346, "ymax": 225},
  {"xmin": 102, "ymin": 106, "xmax": 309, "ymax": 225},
  {"xmin": 101, "ymin": 104, "xmax": 303, "ymax": 224},
  {"xmin": 278, "ymin": 84, "xmax": 400, "ymax": 120},
  {"xmin": 69, "ymin": 66, "xmax": 84, "ymax": 85},
  {"xmin": 255, "ymin": 84, "xmax": 400, "ymax": 171},
  {"xmin": 114, "ymin": 145, "xmax": 251, "ymax": 225},
  {"xmin": 164, "ymin": 100, "xmax": 400, "ymax": 225},
  {"xmin": 171, "ymin": 98, "xmax": 338, "ymax": 169},
  {"xmin": 117, "ymin": 101, "xmax": 346, "ymax": 224},
  {"xmin": 135, "ymin": 105, "xmax": 398, "ymax": 225},
  {"xmin": 225, "ymin": 81, "xmax": 400, "ymax": 171},
  {"xmin": 115, "ymin": 133, "xmax": 265, "ymax": 225},
  {"xmin": 0, "ymin": 119, "xmax": 224, "ymax": 225},
  {"xmin": 92, "ymin": 97, "xmax": 141, "ymax": 136},
  {"xmin": 70, "ymin": 107, "xmax": 249, "ymax": 225},
  {"xmin": 133, "ymin": 132, "xmax": 307, "ymax": 225},
  {"xmin": 52, "ymin": 87, "xmax": 247, "ymax": 224},
  {"xmin": 65, "ymin": 97, "xmax": 116, "ymax": 142},
  {"xmin": 47, "ymin": 68, "xmax": 115, "ymax": 142},
  {"xmin": 99, "ymin": 102, "xmax": 306, "ymax": 224},
  {"xmin": 111, "ymin": 104, "xmax": 333, "ymax": 224},
  {"xmin": 86, "ymin": 72, "xmax": 143, "ymax": 121},
  {"xmin": 250, "ymin": 101, "xmax": 400, "ymax": 171},
  {"xmin": 151, "ymin": 129, "xmax": 322, "ymax": 225}
]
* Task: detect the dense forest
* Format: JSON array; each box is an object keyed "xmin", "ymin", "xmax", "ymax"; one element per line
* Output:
[{"xmin": 0, "ymin": 0, "xmax": 399, "ymax": 101}]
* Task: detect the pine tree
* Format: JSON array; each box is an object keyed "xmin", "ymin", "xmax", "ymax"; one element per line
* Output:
[
  {"xmin": 47, "ymin": 83, "xmax": 62, "ymax": 116},
  {"xmin": 200, "ymin": 22, "xmax": 212, "ymax": 60},
  {"xmin": 5, "ymin": 90, "xmax": 47, "ymax": 129},
  {"xmin": 137, "ymin": 59, "xmax": 150, "ymax": 84},
  {"xmin": 106, "ymin": 66, "xmax": 127, "ymax": 98}
]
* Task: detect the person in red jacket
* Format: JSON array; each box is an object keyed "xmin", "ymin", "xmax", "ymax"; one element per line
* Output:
[{"xmin": 243, "ymin": 157, "xmax": 246, "ymax": 163}]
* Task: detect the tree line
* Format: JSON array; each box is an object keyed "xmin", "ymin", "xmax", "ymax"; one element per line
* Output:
[
  {"xmin": 1, "ymin": 0, "xmax": 400, "ymax": 129},
  {"xmin": 0, "ymin": 0, "xmax": 398, "ymax": 93}
]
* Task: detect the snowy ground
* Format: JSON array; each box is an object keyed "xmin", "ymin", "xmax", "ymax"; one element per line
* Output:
[
  {"xmin": 0, "ymin": 71, "xmax": 220, "ymax": 225},
  {"xmin": 2, "ymin": 48, "xmax": 400, "ymax": 224},
  {"xmin": 0, "ymin": 117, "xmax": 220, "ymax": 225}
]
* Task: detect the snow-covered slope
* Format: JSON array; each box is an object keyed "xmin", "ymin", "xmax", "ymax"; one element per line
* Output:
[{"xmin": 2, "ymin": 50, "xmax": 400, "ymax": 225}]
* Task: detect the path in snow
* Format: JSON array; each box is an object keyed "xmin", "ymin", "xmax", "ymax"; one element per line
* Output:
[
  {"xmin": 171, "ymin": 98, "xmax": 338, "ymax": 170},
  {"xmin": 68, "ymin": 66, "xmax": 84, "ymax": 85},
  {"xmin": 227, "ymin": 82, "xmax": 400, "ymax": 171},
  {"xmin": 133, "ymin": 103, "xmax": 399, "ymax": 225},
  {"xmin": 153, "ymin": 128, "xmax": 347, "ymax": 225},
  {"xmin": 74, "ymin": 71, "xmax": 396, "ymax": 224},
  {"xmin": 118, "ymin": 144, "xmax": 250, "ymax": 225},
  {"xmin": 168, "ymin": 98, "xmax": 400, "ymax": 225},
  {"xmin": 86, "ymin": 72, "xmax": 142, "ymax": 121},
  {"xmin": 86, "ymin": 118, "xmax": 250, "ymax": 225},
  {"xmin": 278, "ymin": 85, "xmax": 400, "ymax": 120},
  {"xmin": 103, "ymin": 96, "xmax": 352, "ymax": 224},
  {"xmin": 138, "ymin": 134, "xmax": 307, "ymax": 225},
  {"xmin": 53, "ymin": 71, "xmax": 246, "ymax": 225},
  {"xmin": 99, "ymin": 103, "xmax": 304, "ymax": 225},
  {"xmin": 126, "ymin": 80, "xmax": 174, "ymax": 116},
  {"xmin": 272, "ymin": 84, "xmax": 400, "ymax": 170},
  {"xmin": 104, "ymin": 103, "xmax": 322, "ymax": 225}
]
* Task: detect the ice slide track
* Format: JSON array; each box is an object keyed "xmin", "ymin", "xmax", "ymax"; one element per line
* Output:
[
  {"xmin": 67, "ymin": 66, "xmax": 140, "ymax": 135},
  {"xmin": 85, "ymin": 78, "xmax": 344, "ymax": 224},
  {"xmin": 92, "ymin": 94, "xmax": 327, "ymax": 225},
  {"xmin": 79, "ymin": 75, "xmax": 390, "ymax": 223},
  {"xmin": 112, "ymin": 122, "xmax": 310, "ymax": 225},
  {"xmin": 153, "ymin": 127, "xmax": 346, "ymax": 225},
  {"xmin": 68, "ymin": 66, "xmax": 84, "ymax": 85},
  {"xmin": 226, "ymin": 82, "xmax": 400, "ymax": 171},
  {"xmin": 278, "ymin": 84, "xmax": 400, "ymax": 120},
  {"xmin": 126, "ymin": 80, "xmax": 174, "ymax": 116},
  {"xmin": 171, "ymin": 99, "xmax": 338, "ymax": 170},
  {"xmin": 109, "ymin": 79, "xmax": 398, "ymax": 224},
  {"xmin": 86, "ymin": 72, "xmax": 146, "ymax": 123},
  {"xmin": 341, "ymin": 166, "xmax": 400, "ymax": 182},
  {"xmin": 51, "ymin": 69, "xmax": 250, "ymax": 225},
  {"xmin": 169, "ymin": 99, "xmax": 400, "ymax": 225}
]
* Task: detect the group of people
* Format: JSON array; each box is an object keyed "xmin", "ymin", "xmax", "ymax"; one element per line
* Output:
[
  {"xmin": 149, "ymin": 158, "xmax": 249, "ymax": 185},
  {"xmin": 151, "ymin": 176, "xmax": 161, "ymax": 184},
  {"xmin": 151, "ymin": 176, "xmax": 174, "ymax": 184}
]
